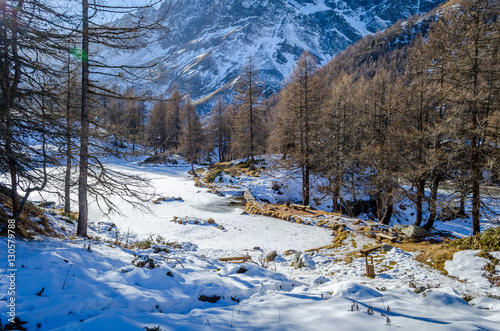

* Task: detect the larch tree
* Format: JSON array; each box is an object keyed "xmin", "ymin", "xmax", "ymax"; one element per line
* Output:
[
  {"xmin": 164, "ymin": 89, "xmax": 182, "ymax": 151},
  {"xmin": 274, "ymin": 51, "xmax": 326, "ymax": 206},
  {"xmin": 231, "ymin": 56, "xmax": 264, "ymax": 169},
  {"xmin": 147, "ymin": 100, "xmax": 168, "ymax": 153},
  {"xmin": 178, "ymin": 98, "xmax": 203, "ymax": 175},
  {"xmin": 421, "ymin": 0, "xmax": 499, "ymax": 234},
  {"xmin": 318, "ymin": 73, "xmax": 356, "ymax": 213},
  {"xmin": 76, "ymin": 0, "xmax": 171, "ymax": 236},
  {"xmin": 208, "ymin": 97, "xmax": 231, "ymax": 163},
  {"xmin": 0, "ymin": 0, "xmax": 71, "ymax": 224}
]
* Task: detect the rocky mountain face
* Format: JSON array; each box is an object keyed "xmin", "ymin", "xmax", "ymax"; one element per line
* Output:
[{"xmin": 108, "ymin": 0, "xmax": 442, "ymax": 106}]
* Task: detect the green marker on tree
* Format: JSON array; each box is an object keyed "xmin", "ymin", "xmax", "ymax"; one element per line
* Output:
[{"xmin": 70, "ymin": 46, "xmax": 88, "ymax": 62}]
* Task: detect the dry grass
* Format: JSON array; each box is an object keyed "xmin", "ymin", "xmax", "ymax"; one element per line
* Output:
[
  {"xmin": 449, "ymin": 227, "xmax": 500, "ymax": 251},
  {"xmin": 0, "ymin": 192, "xmax": 57, "ymax": 238},
  {"xmin": 394, "ymin": 241, "xmax": 458, "ymax": 274}
]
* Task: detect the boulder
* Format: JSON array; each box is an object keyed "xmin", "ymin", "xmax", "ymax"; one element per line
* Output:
[
  {"xmin": 381, "ymin": 244, "xmax": 393, "ymax": 252},
  {"xmin": 265, "ymin": 251, "xmax": 277, "ymax": 262},
  {"xmin": 414, "ymin": 286, "xmax": 427, "ymax": 294},
  {"xmin": 395, "ymin": 225, "xmax": 428, "ymax": 238},
  {"xmin": 292, "ymin": 252, "xmax": 305, "ymax": 268}
]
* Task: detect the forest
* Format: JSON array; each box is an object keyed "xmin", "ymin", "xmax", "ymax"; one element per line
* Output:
[
  {"xmin": 147, "ymin": 0, "xmax": 500, "ymax": 236},
  {"xmin": 0, "ymin": 0, "xmax": 499, "ymax": 238}
]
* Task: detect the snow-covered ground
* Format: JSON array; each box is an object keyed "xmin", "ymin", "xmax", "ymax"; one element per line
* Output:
[{"xmin": 1, "ymin": 157, "xmax": 500, "ymax": 330}]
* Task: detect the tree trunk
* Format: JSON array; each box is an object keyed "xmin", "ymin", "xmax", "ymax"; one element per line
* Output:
[
  {"xmin": 414, "ymin": 177, "xmax": 425, "ymax": 226},
  {"xmin": 64, "ymin": 52, "xmax": 72, "ymax": 213},
  {"xmin": 470, "ymin": 24, "xmax": 481, "ymax": 236},
  {"xmin": 191, "ymin": 161, "xmax": 197, "ymax": 177},
  {"xmin": 332, "ymin": 179, "xmax": 341, "ymax": 213},
  {"xmin": 303, "ymin": 163, "xmax": 310, "ymax": 206},
  {"xmin": 249, "ymin": 73, "xmax": 255, "ymax": 170},
  {"xmin": 64, "ymin": 122, "xmax": 72, "ymax": 213},
  {"xmin": 77, "ymin": 0, "xmax": 89, "ymax": 237},
  {"xmin": 9, "ymin": 158, "xmax": 19, "ymax": 218},
  {"xmin": 380, "ymin": 193, "xmax": 393, "ymax": 225},
  {"xmin": 423, "ymin": 172, "xmax": 441, "ymax": 231}
]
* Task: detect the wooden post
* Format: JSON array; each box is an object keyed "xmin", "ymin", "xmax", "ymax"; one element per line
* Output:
[
  {"xmin": 366, "ymin": 255, "xmax": 375, "ymax": 277},
  {"xmin": 360, "ymin": 244, "xmax": 382, "ymax": 278}
]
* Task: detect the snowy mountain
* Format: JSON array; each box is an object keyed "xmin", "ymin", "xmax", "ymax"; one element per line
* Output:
[{"xmin": 106, "ymin": 0, "xmax": 442, "ymax": 104}]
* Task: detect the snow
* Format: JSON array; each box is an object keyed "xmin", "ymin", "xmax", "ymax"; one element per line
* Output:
[
  {"xmin": 1, "ymin": 157, "xmax": 500, "ymax": 330},
  {"xmin": 444, "ymin": 250, "xmax": 492, "ymax": 288}
]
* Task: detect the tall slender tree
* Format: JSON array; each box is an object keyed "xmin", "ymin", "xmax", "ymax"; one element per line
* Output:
[
  {"xmin": 274, "ymin": 51, "xmax": 325, "ymax": 205},
  {"xmin": 178, "ymin": 98, "xmax": 203, "ymax": 174},
  {"xmin": 231, "ymin": 57, "xmax": 264, "ymax": 169},
  {"xmin": 76, "ymin": 0, "xmax": 170, "ymax": 236}
]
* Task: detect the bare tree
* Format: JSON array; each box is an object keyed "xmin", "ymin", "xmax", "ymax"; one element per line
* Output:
[
  {"xmin": 0, "ymin": 0, "xmax": 71, "ymax": 224},
  {"xmin": 178, "ymin": 98, "xmax": 203, "ymax": 174},
  {"xmin": 273, "ymin": 51, "xmax": 325, "ymax": 205},
  {"xmin": 230, "ymin": 57, "xmax": 265, "ymax": 169},
  {"xmin": 76, "ymin": 0, "xmax": 171, "ymax": 236},
  {"xmin": 207, "ymin": 97, "xmax": 231, "ymax": 162}
]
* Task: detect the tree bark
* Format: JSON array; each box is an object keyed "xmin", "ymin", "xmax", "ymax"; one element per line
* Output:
[
  {"xmin": 380, "ymin": 192, "xmax": 393, "ymax": 225},
  {"xmin": 423, "ymin": 172, "xmax": 441, "ymax": 231},
  {"xmin": 64, "ymin": 51, "xmax": 72, "ymax": 213},
  {"xmin": 414, "ymin": 177, "xmax": 425, "ymax": 227},
  {"xmin": 77, "ymin": 0, "xmax": 89, "ymax": 237}
]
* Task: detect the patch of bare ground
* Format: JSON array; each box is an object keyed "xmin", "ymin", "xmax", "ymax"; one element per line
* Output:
[{"xmin": 0, "ymin": 190, "xmax": 58, "ymax": 238}]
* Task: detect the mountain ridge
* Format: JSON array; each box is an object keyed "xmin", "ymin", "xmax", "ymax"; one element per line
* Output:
[{"xmin": 104, "ymin": 0, "xmax": 443, "ymax": 105}]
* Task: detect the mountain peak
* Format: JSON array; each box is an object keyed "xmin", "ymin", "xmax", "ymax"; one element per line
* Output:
[{"xmin": 108, "ymin": 0, "xmax": 442, "ymax": 104}]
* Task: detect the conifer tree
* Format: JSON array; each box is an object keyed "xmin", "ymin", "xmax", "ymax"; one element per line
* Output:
[
  {"xmin": 208, "ymin": 97, "xmax": 231, "ymax": 162},
  {"xmin": 420, "ymin": 0, "xmax": 499, "ymax": 234},
  {"xmin": 274, "ymin": 51, "xmax": 325, "ymax": 205},
  {"xmin": 178, "ymin": 98, "xmax": 203, "ymax": 174},
  {"xmin": 231, "ymin": 57, "xmax": 264, "ymax": 169}
]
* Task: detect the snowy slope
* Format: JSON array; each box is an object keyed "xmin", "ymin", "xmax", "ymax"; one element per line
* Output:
[{"xmin": 102, "ymin": 0, "xmax": 442, "ymax": 103}]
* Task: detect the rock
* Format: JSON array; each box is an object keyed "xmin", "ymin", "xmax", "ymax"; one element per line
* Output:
[
  {"xmin": 284, "ymin": 249, "xmax": 296, "ymax": 256},
  {"xmin": 395, "ymin": 225, "xmax": 428, "ymax": 238},
  {"xmin": 414, "ymin": 286, "xmax": 427, "ymax": 294},
  {"xmin": 381, "ymin": 244, "xmax": 393, "ymax": 252},
  {"xmin": 292, "ymin": 252, "xmax": 305, "ymax": 268},
  {"xmin": 207, "ymin": 218, "xmax": 215, "ymax": 224},
  {"xmin": 265, "ymin": 251, "xmax": 277, "ymax": 262},
  {"xmin": 199, "ymin": 295, "xmax": 221, "ymax": 303},
  {"xmin": 216, "ymin": 224, "xmax": 225, "ymax": 230}
]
